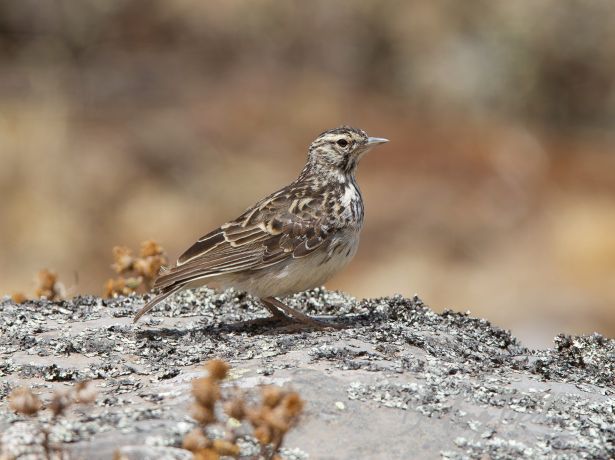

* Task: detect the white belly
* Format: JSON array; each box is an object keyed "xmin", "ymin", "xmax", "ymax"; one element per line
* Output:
[{"xmin": 219, "ymin": 231, "xmax": 360, "ymax": 298}]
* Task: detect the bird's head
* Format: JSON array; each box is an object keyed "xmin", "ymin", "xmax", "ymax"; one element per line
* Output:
[{"xmin": 304, "ymin": 126, "xmax": 388, "ymax": 180}]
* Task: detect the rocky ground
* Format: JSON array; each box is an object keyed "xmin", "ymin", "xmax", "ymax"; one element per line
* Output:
[{"xmin": 0, "ymin": 289, "xmax": 614, "ymax": 460}]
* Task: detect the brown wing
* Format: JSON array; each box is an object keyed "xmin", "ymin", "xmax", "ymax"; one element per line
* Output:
[{"xmin": 153, "ymin": 189, "xmax": 332, "ymax": 292}]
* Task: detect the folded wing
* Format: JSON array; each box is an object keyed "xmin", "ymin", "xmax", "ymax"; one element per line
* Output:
[{"xmin": 153, "ymin": 191, "xmax": 331, "ymax": 292}]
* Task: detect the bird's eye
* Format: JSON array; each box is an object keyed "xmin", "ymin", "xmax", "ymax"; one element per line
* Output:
[{"xmin": 337, "ymin": 139, "xmax": 348, "ymax": 147}]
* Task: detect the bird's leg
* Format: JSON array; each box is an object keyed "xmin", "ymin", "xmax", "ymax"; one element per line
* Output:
[
  {"xmin": 261, "ymin": 297, "xmax": 342, "ymax": 330},
  {"xmin": 261, "ymin": 298, "xmax": 292, "ymax": 320}
]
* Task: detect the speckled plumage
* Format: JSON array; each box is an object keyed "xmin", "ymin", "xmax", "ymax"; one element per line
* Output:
[{"xmin": 134, "ymin": 126, "xmax": 388, "ymax": 325}]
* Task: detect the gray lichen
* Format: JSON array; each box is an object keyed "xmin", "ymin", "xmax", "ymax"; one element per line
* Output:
[{"xmin": 0, "ymin": 289, "xmax": 613, "ymax": 459}]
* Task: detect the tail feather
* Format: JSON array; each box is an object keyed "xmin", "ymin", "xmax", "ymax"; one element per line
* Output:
[{"xmin": 133, "ymin": 284, "xmax": 185, "ymax": 323}]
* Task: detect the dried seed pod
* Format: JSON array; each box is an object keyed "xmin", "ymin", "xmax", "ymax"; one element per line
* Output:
[
  {"xmin": 253, "ymin": 425, "xmax": 271, "ymax": 445},
  {"xmin": 35, "ymin": 269, "xmax": 63, "ymax": 300},
  {"xmin": 224, "ymin": 397, "xmax": 246, "ymax": 420},
  {"xmin": 261, "ymin": 386, "xmax": 283, "ymax": 408},
  {"xmin": 140, "ymin": 240, "xmax": 164, "ymax": 258},
  {"xmin": 264, "ymin": 409, "xmax": 290, "ymax": 433},
  {"xmin": 11, "ymin": 292, "xmax": 27, "ymax": 304},
  {"xmin": 112, "ymin": 246, "xmax": 134, "ymax": 274},
  {"xmin": 104, "ymin": 278, "xmax": 120, "ymax": 297},
  {"xmin": 206, "ymin": 359, "xmax": 229, "ymax": 381},
  {"xmin": 281, "ymin": 392, "xmax": 304, "ymax": 418},
  {"xmin": 212, "ymin": 439, "xmax": 240, "ymax": 457},
  {"xmin": 193, "ymin": 448, "xmax": 220, "ymax": 460},
  {"xmin": 49, "ymin": 389, "xmax": 72, "ymax": 417},
  {"xmin": 192, "ymin": 378, "xmax": 221, "ymax": 407},
  {"xmin": 9, "ymin": 387, "xmax": 42, "ymax": 416},
  {"xmin": 190, "ymin": 404, "xmax": 216, "ymax": 425},
  {"xmin": 135, "ymin": 258, "xmax": 160, "ymax": 279},
  {"xmin": 104, "ymin": 277, "xmax": 128, "ymax": 297},
  {"xmin": 182, "ymin": 428, "xmax": 211, "ymax": 452}
]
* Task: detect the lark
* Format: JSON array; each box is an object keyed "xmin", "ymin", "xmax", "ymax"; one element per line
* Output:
[{"xmin": 134, "ymin": 126, "xmax": 388, "ymax": 327}]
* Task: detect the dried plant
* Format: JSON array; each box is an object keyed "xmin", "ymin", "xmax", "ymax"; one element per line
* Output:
[
  {"xmin": 246, "ymin": 387, "xmax": 304, "ymax": 456},
  {"xmin": 7, "ymin": 382, "xmax": 97, "ymax": 459},
  {"xmin": 10, "ymin": 292, "xmax": 27, "ymax": 304},
  {"xmin": 35, "ymin": 269, "xmax": 64, "ymax": 301},
  {"xmin": 7, "ymin": 269, "xmax": 65, "ymax": 304},
  {"xmin": 104, "ymin": 239, "xmax": 168, "ymax": 297},
  {"xmin": 9, "ymin": 387, "xmax": 43, "ymax": 416},
  {"xmin": 183, "ymin": 359, "xmax": 304, "ymax": 460}
]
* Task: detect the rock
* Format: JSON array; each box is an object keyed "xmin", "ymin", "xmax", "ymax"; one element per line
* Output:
[
  {"xmin": 0, "ymin": 288, "xmax": 613, "ymax": 459},
  {"xmin": 114, "ymin": 446, "xmax": 192, "ymax": 460},
  {"xmin": 0, "ymin": 422, "xmax": 57, "ymax": 460}
]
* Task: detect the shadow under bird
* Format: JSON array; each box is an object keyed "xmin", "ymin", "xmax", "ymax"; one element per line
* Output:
[{"xmin": 134, "ymin": 126, "xmax": 388, "ymax": 327}]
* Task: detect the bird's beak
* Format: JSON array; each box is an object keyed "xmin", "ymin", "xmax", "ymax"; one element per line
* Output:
[{"xmin": 366, "ymin": 137, "xmax": 389, "ymax": 146}]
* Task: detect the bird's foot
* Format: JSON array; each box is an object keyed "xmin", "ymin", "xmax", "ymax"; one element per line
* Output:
[{"xmin": 261, "ymin": 297, "xmax": 344, "ymax": 330}]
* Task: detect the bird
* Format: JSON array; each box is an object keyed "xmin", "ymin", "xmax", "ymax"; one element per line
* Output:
[{"xmin": 133, "ymin": 126, "xmax": 388, "ymax": 327}]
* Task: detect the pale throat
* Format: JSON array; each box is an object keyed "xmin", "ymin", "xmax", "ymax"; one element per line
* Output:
[{"xmin": 300, "ymin": 159, "xmax": 358, "ymax": 185}]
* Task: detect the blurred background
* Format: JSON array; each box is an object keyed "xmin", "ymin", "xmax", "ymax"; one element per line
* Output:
[{"xmin": 1, "ymin": 0, "xmax": 614, "ymax": 347}]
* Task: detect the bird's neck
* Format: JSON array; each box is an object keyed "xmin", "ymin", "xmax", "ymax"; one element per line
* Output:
[{"xmin": 298, "ymin": 162, "xmax": 357, "ymax": 187}]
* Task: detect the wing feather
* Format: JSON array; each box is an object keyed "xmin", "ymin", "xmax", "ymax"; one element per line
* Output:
[
  {"xmin": 154, "ymin": 186, "xmax": 334, "ymax": 292},
  {"xmin": 177, "ymin": 230, "xmax": 225, "ymax": 265}
]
